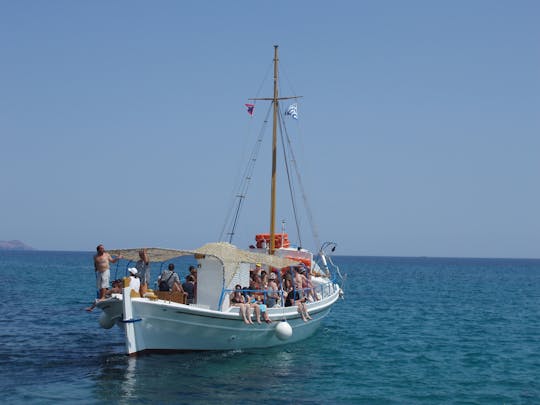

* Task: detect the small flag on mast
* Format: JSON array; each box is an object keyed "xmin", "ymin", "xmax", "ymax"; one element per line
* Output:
[
  {"xmin": 245, "ymin": 103, "xmax": 255, "ymax": 116},
  {"xmin": 285, "ymin": 103, "xmax": 298, "ymax": 119}
]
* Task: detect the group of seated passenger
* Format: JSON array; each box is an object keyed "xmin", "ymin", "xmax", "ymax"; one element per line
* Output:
[
  {"xmin": 231, "ymin": 264, "xmax": 316, "ymax": 323},
  {"xmin": 156, "ymin": 263, "xmax": 198, "ymax": 304},
  {"xmin": 230, "ymin": 283, "xmax": 272, "ymax": 324}
]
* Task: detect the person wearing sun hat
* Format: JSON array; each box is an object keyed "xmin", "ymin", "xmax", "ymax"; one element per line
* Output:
[
  {"xmin": 128, "ymin": 267, "xmax": 141, "ymax": 295},
  {"xmin": 251, "ymin": 263, "xmax": 263, "ymax": 277}
]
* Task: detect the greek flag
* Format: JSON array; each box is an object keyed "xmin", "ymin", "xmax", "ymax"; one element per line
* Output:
[{"xmin": 285, "ymin": 103, "xmax": 298, "ymax": 119}]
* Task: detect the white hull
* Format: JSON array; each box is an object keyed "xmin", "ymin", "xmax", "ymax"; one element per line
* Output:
[{"xmin": 98, "ymin": 286, "xmax": 340, "ymax": 353}]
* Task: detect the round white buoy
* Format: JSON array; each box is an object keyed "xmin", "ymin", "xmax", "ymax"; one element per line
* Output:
[
  {"xmin": 99, "ymin": 313, "xmax": 115, "ymax": 329},
  {"xmin": 275, "ymin": 321, "xmax": 293, "ymax": 341}
]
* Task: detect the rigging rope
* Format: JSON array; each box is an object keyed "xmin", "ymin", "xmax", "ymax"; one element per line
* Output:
[
  {"xmin": 278, "ymin": 105, "xmax": 303, "ymax": 248},
  {"xmin": 219, "ymin": 103, "xmax": 273, "ymax": 243},
  {"xmin": 280, "ymin": 104, "xmax": 321, "ymax": 250},
  {"xmin": 219, "ymin": 59, "xmax": 274, "ymax": 242},
  {"xmin": 220, "ymin": 58, "xmax": 321, "ymax": 251}
]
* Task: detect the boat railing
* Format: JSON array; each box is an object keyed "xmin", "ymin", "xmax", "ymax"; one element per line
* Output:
[{"xmin": 316, "ymin": 242, "xmax": 344, "ymax": 284}]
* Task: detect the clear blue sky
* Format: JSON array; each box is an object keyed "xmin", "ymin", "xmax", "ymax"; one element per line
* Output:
[{"xmin": 1, "ymin": 1, "xmax": 539, "ymax": 258}]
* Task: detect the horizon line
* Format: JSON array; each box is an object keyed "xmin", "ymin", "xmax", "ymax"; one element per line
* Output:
[{"xmin": 2, "ymin": 248, "xmax": 539, "ymax": 261}]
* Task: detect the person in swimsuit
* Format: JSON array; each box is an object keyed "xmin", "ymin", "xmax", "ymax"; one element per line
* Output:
[
  {"xmin": 230, "ymin": 284, "xmax": 252, "ymax": 324},
  {"xmin": 93, "ymin": 244, "xmax": 122, "ymax": 300},
  {"xmin": 284, "ymin": 276, "xmax": 311, "ymax": 322}
]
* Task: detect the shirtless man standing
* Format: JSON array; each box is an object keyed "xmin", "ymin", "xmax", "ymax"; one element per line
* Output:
[{"xmin": 94, "ymin": 244, "xmax": 122, "ymax": 300}]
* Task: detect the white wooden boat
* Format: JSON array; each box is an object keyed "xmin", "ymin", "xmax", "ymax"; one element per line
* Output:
[
  {"xmin": 97, "ymin": 243, "xmax": 341, "ymax": 354},
  {"xmin": 95, "ymin": 46, "xmax": 343, "ymax": 354}
]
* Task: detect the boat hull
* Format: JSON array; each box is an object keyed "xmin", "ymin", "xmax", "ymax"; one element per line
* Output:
[{"xmin": 98, "ymin": 288, "xmax": 340, "ymax": 353}]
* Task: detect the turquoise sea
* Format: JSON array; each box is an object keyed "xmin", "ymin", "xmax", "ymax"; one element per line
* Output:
[{"xmin": 1, "ymin": 251, "xmax": 539, "ymax": 404}]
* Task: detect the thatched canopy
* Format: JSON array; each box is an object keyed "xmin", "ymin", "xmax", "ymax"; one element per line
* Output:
[
  {"xmin": 108, "ymin": 247, "xmax": 190, "ymax": 263},
  {"xmin": 108, "ymin": 242, "xmax": 297, "ymax": 269}
]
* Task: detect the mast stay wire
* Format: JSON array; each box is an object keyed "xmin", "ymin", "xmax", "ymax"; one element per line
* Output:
[
  {"xmin": 277, "ymin": 64, "xmax": 321, "ymax": 250},
  {"xmin": 278, "ymin": 105, "xmax": 303, "ymax": 248},
  {"xmin": 234, "ymin": 58, "xmax": 275, "ymax": 184},
  {"xmin": 219, "ymin": 103, "xmax": 273, "ymax": 243},
  {"xmin": 220, "ymin": 57, "xmax": 320, "ymax": 249},
  {"xmin": 279, "ymin": 101, "xmax": 321, "ymax": 251},
  {"xmin": 218, "ymin": 59, "xmax": 273, "ymax": 243},
  {"xmin": 254, "ymin": 58, "xmax": 274, "ymax": 102},
  {"xmin": 279, "ymin": 64, "xmax": 308, "ymax": 152}
]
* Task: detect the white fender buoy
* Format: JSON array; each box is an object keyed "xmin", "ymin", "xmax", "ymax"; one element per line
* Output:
[
  {"xmin": 99, "ymin": 312, "xmax": 115, "ymax": 329},
  {"xmin": 275, "ymin": 320, "xmax": 293, "ymax": 341}
]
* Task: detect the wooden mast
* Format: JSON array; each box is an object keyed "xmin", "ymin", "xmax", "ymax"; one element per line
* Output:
[
  {"xmin": 269, "ymin": 45, "xmax": 279, "ymax": 254},
  {"xmin": 248, "ymin": 46, "xmax": 301, "ymax": 255}
]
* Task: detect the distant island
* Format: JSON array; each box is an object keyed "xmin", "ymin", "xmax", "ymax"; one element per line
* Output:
[{"xmin": 0, "ymin": 240, "xmax": 35, "ymax": 251}]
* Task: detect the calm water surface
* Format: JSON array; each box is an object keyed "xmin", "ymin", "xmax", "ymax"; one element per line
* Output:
[{"xmin": 0, "ymin": 252, "xmax": 538, "ymax": 404}]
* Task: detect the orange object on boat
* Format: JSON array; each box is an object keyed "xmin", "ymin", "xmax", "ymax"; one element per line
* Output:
[
  {"xmin": 255, "ymin": 233, "xmax": 290, "ymax": 248},
  {"xmin": 285, "ymin": 256, "xmax": 311, "ymax": 268}
]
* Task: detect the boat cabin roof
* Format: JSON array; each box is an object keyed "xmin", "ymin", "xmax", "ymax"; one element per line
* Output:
[{"xmin": 109, "ymin": 242, "xmax": 298, "ymax": 269}]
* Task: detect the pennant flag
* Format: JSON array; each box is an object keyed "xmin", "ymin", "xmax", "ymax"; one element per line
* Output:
[
  {"xmin": 245, "ymin": 103, "xmax": 255, "ymax": 116},
  {"xmin": 285, "ymin": 103, "xmax": 298, "ymax": 119}
]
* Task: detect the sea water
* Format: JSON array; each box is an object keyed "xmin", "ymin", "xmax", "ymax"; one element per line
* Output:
[{"xmin": 0, "ymin": 252, "xmax": 538, "ymax": 404}]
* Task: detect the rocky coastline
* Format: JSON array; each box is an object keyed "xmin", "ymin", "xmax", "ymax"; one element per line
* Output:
[{"xmin": 0, "ymin": 240, "xmax": 35, "ymax": 250}]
